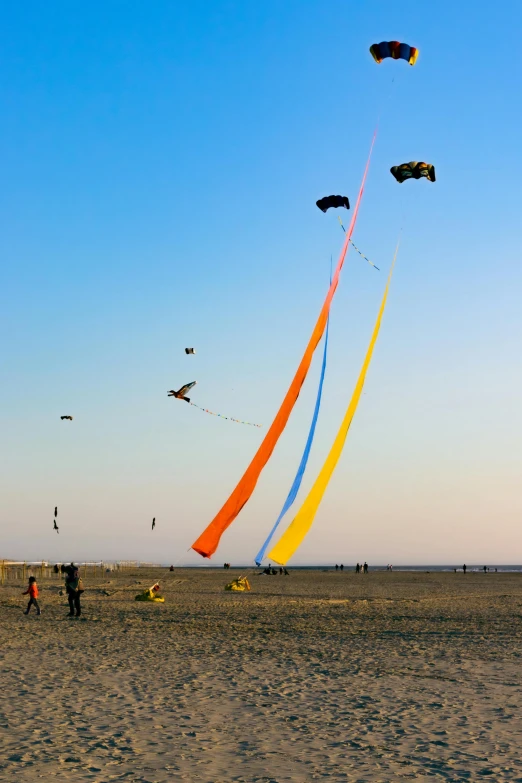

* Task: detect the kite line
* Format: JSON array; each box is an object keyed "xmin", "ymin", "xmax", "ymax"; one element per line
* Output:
[
  {"xmin": 269, "ymin": 237, "xmax": 400, "ymax": 565},
  {"xmin": 191, "ymin": 128, "xmax": 378, "ymax": 558},
  {"xmin": 189, "ymin": 402, "xmax": 262, "ymax": 428},
  {"xmin": 338, "ymin": 216, "xmax": 380, "ymax": 271}
]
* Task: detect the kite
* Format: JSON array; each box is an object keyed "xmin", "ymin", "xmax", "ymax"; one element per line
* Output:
[
  {"xmin": 152, "ymin": 517, "xmax": 156, "ymax": 531},
  {"xmin": 54, "ymin": 506, "xmax": 58, "ymax": 518},
  {"xmin": 269, "ymin": 240, "xmax": 399, "ymax": 566},
  {"xmin": 135, "ymin": 583, "xmax": 165, "ymax": 602},
  {"xmin": 169, "ymin": 381, "xmax": 260, "ymax": 426},
  {"xmin": 168, "ymin": 382, "xmax": 197, "ymax": 403},
  {"xmin": 185, "ymin": 348, "xmax": 196, "ymax": 354},
  {"xmin": 224, "ymin": 576, "xmax": 251, "ymax": 591},
  {"xmin": 370, "ymin": 41, "xmax": 418, "ymax": 66},
  {"xmin": 255, "ymin": 298, "xmax": 330, "ymax": 565},
  {"xmin": 316, "ymin": 195, "xmax": 350, "ymax": 213},
  {"xmin": 191, "ymin": 129, "xmax": 377, "ymax": 558},
  {"xmin": 60, "ymin": 416, "xmax": 73, "ymax": 421},
  {"xmin": 53, "ymin": 519, "xmax": 59, "ymax": 534},
  {"xmin": 391, "ymin": 162, "xmax": 436, "ymax": 183}
]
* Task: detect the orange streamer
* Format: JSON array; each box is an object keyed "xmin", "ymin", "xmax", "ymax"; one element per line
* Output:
[{"xmin": 192, "ymin": 131, "xmax": 377, "ymax": 558}]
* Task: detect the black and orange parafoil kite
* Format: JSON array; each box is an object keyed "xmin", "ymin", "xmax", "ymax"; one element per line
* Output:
[
  {"xmin": 390, "ymin": 161, "xmax": 436, "ymax": 183},
  {"xmin": 370, "ymin": 41, "xmax": 418, "ymax": 66}
]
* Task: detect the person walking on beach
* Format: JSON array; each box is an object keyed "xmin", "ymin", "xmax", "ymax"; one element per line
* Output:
[
  {"xmin": 22, "ymin": 576, "xmax": 41, "ymax": 616},
  {"xmin": 463, "ymin": 564, "xmax": 467, "ymax": 574},
  {"xmin": 63, "ymin": 563, "xmax": 83, "ymax": 617},
  {"xmin": 355, "ymin": 563, "xmax": 360, "ymax": 573},
  {"xmin": 340, "ymin": 564, "xmax": 344, "ymax": 571},
  {"xmin": 363, "ymin": 562, "xmax": 368, "ymax": 574}
]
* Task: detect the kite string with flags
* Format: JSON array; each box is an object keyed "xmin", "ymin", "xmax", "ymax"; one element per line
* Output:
[
  {"xmin": 268, "ymin": 236, "xmax": 400, "ymax": 566},
  {"xmin": 189, "ymin": 401, "xmax": 262, "ymax": 428},
  {"xmin": 338, "ymin": 216, "xmax": 380, "ymax": 271},
  {"xmin": 254, "ymin": 260, "xmax": 332, "ymax": 566},
  {"xmin": 191, "ymin": 127, "xmax": 378, "ymax": 559}
]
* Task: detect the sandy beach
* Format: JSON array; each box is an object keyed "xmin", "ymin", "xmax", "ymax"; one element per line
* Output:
[{"xmin": 1, "ymin": 568, "xmax": 521, "ymax": 782}]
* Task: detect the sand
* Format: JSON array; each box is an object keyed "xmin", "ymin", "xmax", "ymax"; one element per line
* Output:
[{"xmin": 1, "ymin": 567, "xmax": 522, "ymax": 782}]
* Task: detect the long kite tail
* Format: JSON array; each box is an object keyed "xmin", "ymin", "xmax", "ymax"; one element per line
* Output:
[
  {"xmin": 268, "ymin": 239, "xmax": 399, "ymax": 566},
  {"xmin": 254, "ymin": 269, "xmax": 331, "ymax": 565},
  {"xmin": 190, "ymin": 402, "xmax": 262, "ymax": 428},
  {"xmin": 191, "ymin": 129, "xmax": 377, "ymax": 558}
]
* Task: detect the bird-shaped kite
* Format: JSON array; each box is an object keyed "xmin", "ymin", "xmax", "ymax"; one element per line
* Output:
[
  {"xmin": 60, "ymin": 416, "xmax": 73, "ymax": 421},
  {"xmin": 152, "ymin": 517, "xmax": 156, "ymax": 531},
  {"xmin": 168, "ymin": 381, "xmax": 197, "ymax": 403}
]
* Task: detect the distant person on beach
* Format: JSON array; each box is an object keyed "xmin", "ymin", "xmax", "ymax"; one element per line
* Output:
[
  {"xmin": 463, "ymin": 564, "xmax": 467, "ymax": 574},
  {"xmin": 284, "ymin": 568, "xmax": 289, "ymax": 575},
  {"xmin": 340, "ymin": 564, "xmax": 344, "ymax": 571},
  {"xmin": 64, "ymin": 563, "xmax": 83, "ymax": 617},
  {"xmin": 355, "ymin": 563, "xmax": 360, "ymax": 573},
  {"xmin": 335, "ymin": 564, "xmax": 339, "ymax": 571},
  {"xmin": 22, "ymin": 576, "xmax": 41, "ymax": 616},
  {"xmin": 484, "ymin": 566, "xmax": 487, "ymax": 573},
  {"xmin": 363, "ymin": 562, "xmax": 368, "ymax": 574},
  {"xmin": 169, "ymin": 565, "xmax": 174, "ymax": 571},
  {"xmin": 279, "ymin": 568, "xmax": 283, "ymax": 575}
]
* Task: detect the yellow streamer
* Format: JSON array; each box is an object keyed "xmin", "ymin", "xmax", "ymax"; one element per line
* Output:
[{"xmin": 268, "ymin": 241, "xmax": 399, "ymax": 565}]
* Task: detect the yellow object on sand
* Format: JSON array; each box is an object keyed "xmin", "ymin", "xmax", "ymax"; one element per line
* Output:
[
  {"xmin": 135, "ymin": 583, "xmax": 165, "ymax": 602},
  {"xmin": 224, "ymin": 576, "xmax": 251, "ymax": 592}
]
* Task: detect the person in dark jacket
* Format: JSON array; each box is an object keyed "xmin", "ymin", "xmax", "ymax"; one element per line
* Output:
[{"xmin": 63, "ymin": 562, "xmax": 82, "ymax": 617}]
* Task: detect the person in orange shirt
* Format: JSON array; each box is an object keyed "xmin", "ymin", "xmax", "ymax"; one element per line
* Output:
[{"xmin": 23, "ymin": 576, "xmax": 41, "ymax": 616}]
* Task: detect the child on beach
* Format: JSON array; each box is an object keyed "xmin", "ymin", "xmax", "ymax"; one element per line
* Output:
[{"xmin": 22, "ymin": 576, "xmax": 41, "ymax": 616}]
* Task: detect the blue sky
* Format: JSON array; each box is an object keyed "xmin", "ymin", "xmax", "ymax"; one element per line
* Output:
[{"xmin": 1, "ymin": 0, "xmax": 521, "ymax": 564}]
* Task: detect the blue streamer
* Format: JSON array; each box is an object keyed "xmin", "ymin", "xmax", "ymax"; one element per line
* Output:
[{"xmin": 255, "ymin": 297, "xmax": 330, "ymax": 566}]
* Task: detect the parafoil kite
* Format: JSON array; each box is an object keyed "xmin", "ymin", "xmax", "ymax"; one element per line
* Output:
[
  {"xmin": 316, "ymin": 195, "xmax": 350, "ymax": 213},
  {"xmin": 185, "ymin": 348, "xmax": 196, "ymax": 355},
  {"xmin": 60, "ymin": 415, "xmax": 73, "ymax": 421},
  {"xmin": 369, "ymin": 41, "xmax": 418, "ymax": 66},
  {"xmin": 168, "ymin": 382, "xmax": 197, "ymax": 403},
  {"xmin": 391, "ymin": 162, "xmax": 436, "ymax": 183}
]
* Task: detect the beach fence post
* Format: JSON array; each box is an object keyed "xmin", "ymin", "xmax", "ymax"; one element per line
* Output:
[
  {"xmin": 23, "ymin": 562, "xmax": 26, "ymax": 583},
  {"xmin": 0, "ymin": 560, "xmax": 4, "ymax": 586}
]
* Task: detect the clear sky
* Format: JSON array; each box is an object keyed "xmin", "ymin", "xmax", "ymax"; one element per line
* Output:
[{"xmin": 1, "ymin": 0, "xmax": 521, "ymax": 565}]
